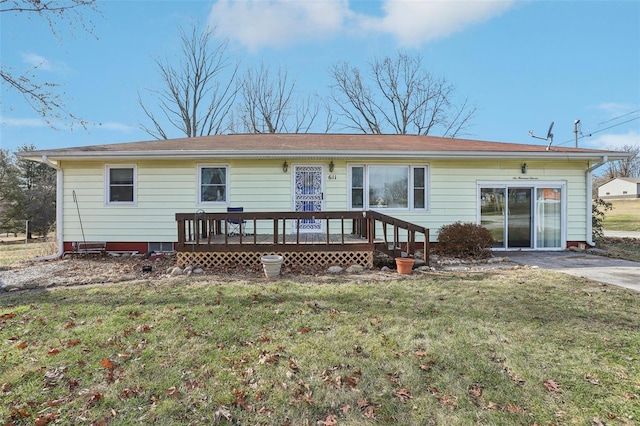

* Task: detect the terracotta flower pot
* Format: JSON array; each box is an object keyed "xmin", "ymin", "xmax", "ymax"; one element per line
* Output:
[
  {"xmin": 395, "ymin": 257, "xmax": 415, "ymax": 275},
  {"xmin": 261, "ymin": 255, "xmax": 284, "ymax": 278}
]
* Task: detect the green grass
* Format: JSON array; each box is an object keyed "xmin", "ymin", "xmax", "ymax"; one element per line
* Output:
[
  {"xmin": 1, "ymin": 271, "xmax": 639, "ymax": 425},
  {"xmin": 603, "ymin": 199, "xmax": 640, "ymax": 232}
]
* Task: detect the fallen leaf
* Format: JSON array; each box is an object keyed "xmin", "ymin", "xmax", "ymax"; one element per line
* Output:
[
  {"xmin": 414, "ymin": 349, "xmax": 427, "ymax": 358},
  {"xmin": 1, "ymin": 312, "xmax": 16, "ymax": 319},
  {"xmin": 66, "ymin": 339, "xmax": 81, "ymax": 346},
  {"xmin": 166, "ymin": 386, "xmax": 181, "ymax": 398},
  {"xmin": 320, "ymin": 413, "xmax": 338, "ymax": 425},
  {"xmin": 299, "ymin": 326, "xmax": 311, "ymax": 333},
  {"xmin": 469, "ymin": 383, "xmax": 483, "ymax": 398},
  {"xmin": 34, "ymin": 413, "xmax": 57, "ymax": 426},
  {"xmin": 543, "ymin": 379, "xmax": 560, "ymax": 393},
  {"xmin": 100, "ymin": 358, "xmax": 114, "ymax": 369},
  {"xmin": 47, "ymin": 348, "xmax": 60, "ymax": 355},
  {"xmin": 585, "ymin": 373, "xmax": 600, "ymax": 385},
  {"xmin": 17, "ymin": 342, "xmax": 28, "ymax": 349},
  {"xmin": 395, "ymin": 387, "xmax": 412, "ymax": 402},
  {"xmin": 506, "ymin": 403, "xmax": 526, "ymax": 414}
]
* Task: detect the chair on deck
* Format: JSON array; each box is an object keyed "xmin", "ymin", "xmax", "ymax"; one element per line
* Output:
[{"xmin": 227, "ymin": 207, "xmax": 246, "ymax": 236}]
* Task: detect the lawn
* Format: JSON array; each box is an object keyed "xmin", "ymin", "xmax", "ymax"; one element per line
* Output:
[
  {"xmin": 1, "ymin": 271, "xmax": 638, "ymax": 425},
  {"xmin": 603, "ymin": 199, "xmax": 640, "ymax": 232},
  {"xmin": 0, "ymin": 235, "xmax": 57, "ymax": 267}
]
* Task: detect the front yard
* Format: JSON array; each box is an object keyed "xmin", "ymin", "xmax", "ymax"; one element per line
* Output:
[{"xmin": 1, "ymin": 269, "xmax": 638, "ymax": 425}]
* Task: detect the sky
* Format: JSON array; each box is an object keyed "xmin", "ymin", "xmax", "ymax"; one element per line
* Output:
[{"xmin": 1, "ymin": 0, "xmax": 639, "ymax": 154}]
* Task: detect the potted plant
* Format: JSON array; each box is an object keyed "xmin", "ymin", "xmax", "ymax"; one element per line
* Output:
[{"xmin": 261, "ymin": 255, "xmax": 284, "ymax": 278}]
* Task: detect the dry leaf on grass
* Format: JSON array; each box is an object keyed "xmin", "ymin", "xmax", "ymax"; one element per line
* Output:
[{"xmin": 543, "ymin": 379, "xmax": 560, "ymax": 393}]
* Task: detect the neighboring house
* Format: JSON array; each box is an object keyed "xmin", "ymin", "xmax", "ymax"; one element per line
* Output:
[
  {"xmin": 19, "ymin": 134, "xmax": 629, "ymax": 257},
  {"xmin": 597, "ymin": 177, "xmax": 640, "ymax": 199}
]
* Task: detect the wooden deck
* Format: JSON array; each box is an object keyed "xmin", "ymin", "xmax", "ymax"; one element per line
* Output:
[{"xmin": 175, "ymin": 210, "xmax": 430, "ymax": 267}]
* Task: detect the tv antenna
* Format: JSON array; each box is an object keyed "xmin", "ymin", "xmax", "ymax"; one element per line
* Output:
[{"xmin": 528, "ymin": 121, "xmax": 554, "ymax": 150}]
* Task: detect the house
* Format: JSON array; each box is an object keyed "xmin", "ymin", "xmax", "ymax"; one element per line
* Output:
[
  {"xmin": 597, "ymin": 177, "xmax": 640, "ymax": 199},
  {"xmin": 19, "ymin": 134, "xmax": 629, "ymax": 266}
]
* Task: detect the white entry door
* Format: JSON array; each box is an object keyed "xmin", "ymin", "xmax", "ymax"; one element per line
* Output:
[{"xmin": 293, "ymin": 165, "xmax": 324, "ymax": 233}]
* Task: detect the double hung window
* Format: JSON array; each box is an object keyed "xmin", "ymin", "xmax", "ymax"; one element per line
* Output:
[
  {"xmin": 106, "ymin": 165, "xmax": 136, "ymax": 205},
  {"xmin": 198, "ymin": 165, "xmax": 228, "ymax": 204},
  {"xmin": 349, "ymin": 165, "xmax": 428, "ymax": 210}
]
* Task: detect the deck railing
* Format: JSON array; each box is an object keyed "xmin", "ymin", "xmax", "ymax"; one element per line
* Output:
[{"xmin": 175, "ymin": 210, "xmax": 429, "ymax": 264}]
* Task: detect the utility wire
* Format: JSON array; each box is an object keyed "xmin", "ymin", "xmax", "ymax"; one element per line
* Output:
[
  {"xmin": 598, "ymin": 109, "xmax": 639, "ymax": 125},
  {"xmin": 555, "ymin": 115, "xmax": 640, "ymax": 147}
]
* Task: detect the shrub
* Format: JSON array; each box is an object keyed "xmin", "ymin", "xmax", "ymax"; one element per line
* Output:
[
  {"xmin": 592, "ymin": 198, "xmax": 613, "ymax": 240},
  {"xmin": 436, "ymin": 222, "xmax": 494, "ymax": 259}
]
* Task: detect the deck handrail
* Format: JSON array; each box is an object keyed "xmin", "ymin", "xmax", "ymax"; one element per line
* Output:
[{"xmin": 175, "ymin": 210, "xmax": 429, "ymax": 264}]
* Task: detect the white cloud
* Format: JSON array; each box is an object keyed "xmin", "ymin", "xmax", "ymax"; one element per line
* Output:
[
  {"xmin": 594, "ymin": 102, "xmax": 637, "ymax": 119},
  {"xmin": 93, "ymin": 121, "xmax": 136, "ymax": 132},
  {"xmin": 0, "ymin": 116, "xmax": 48, "ymax": 128},
  {"xmin": 208, "ymin": 0, "xmax": 513, "ymax": 50},
  {"xmin": 582, "ymin": 130, "xmax": 640, "ymax": 150},
  {"xmin": 209, "ymin": 0, "xmax": 352, "ymax": 51},
  {"xmin": 20, "ymin": 52, "xmax": 71, "ymax": 74},
  {"xmin": 21, "ymin": 53, "xmax": 54, "ymax": 71}
]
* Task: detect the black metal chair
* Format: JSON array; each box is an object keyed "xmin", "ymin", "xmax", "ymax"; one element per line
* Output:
[{"xmin": 226, "ymin": 207, "xmax": 246, "ymax": 236}]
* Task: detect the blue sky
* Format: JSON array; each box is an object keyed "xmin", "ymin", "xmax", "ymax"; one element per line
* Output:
[{"xmin": 1, "ymin": 0, "xmax": 639, "ymax": 153}]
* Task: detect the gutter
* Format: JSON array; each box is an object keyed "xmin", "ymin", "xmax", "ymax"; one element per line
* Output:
[
  {"xmin": 586, "ymin": 155, "xmax": 608, "ymax": 247},
  {"xmin": 31, "ymin": 155, "xmax": 65, "ymax": 261}
]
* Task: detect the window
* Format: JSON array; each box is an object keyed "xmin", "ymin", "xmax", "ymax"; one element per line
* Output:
[
  {"xmin": 349, "ymin": 165, "xmax": 428, "ymax": 210},
  {"xmin": 198, "ymin": 165, "xmax": 228, "ymax": 204},
  {"xmin": 106, "ymin": 165, "xmax": 136, "ymax": 204},
  {"xmin": 149, "ymin": 242, "xmax": 174, "ymax": 253}
]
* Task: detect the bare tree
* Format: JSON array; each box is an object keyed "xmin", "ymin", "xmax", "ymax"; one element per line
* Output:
[
  {"xmin": 234, "ymin": 62, "xmax": 321, "ymax": 133},
  {"xmin": 138, "ymin": 24, "xmax": 239, "ymax": 139},
  {"xmin": 604, "ymin": 144, "xmax": 640, "ymax": 179},
  {"xmin": 0, "ymin": 0, "xmax": 99, "ymax": 127},
  {"xmin": 329, "ymin": 52, "xmax": 476, "ymax": 137}
]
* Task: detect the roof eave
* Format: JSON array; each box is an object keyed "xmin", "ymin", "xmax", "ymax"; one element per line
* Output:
[{"xmin": 19, "ymin": 149, "xmax": 629, "ymax": 162}]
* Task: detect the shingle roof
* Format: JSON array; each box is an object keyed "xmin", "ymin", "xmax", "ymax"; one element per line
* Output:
[{"xmin": 20, "ymin": 133, "xmax": 627, "ymax": 161}]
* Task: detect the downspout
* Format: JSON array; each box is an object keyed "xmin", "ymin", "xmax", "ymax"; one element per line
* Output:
[
  {"xmin": 32, "ymin": 155, "xmax": 64, "ymax": 261},
  {"xmin": 585, "ymin": 155, "xmax": 608, "ymax": 247}
]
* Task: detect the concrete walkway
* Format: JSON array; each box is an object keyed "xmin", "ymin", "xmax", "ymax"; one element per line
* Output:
[
  {"xmin": 506, "ymin": 250, "xmax": 640, "ymax": 292},
  {"xmin": 604, "ymin": 230, "xmax": 640, "ymax": 239}
]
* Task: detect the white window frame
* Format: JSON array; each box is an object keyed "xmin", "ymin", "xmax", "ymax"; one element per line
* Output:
[
  {"xmin": 105, "ymin": 164, "xmax": 137, "ymax": 206},
  {"xmin": 347, "ymin": 164, "xmax": 429, "ymax": 211},
  {"xmin": 197, "ymin": 164, "xmax": 229, "ymax": 205}
]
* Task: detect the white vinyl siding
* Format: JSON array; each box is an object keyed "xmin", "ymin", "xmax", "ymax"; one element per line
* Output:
[{"xmin": 60, "ymin": 158, "xmax": 590, "ymax": 247}]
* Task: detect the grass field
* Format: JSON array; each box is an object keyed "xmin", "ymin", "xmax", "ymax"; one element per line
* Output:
[
  {"xmin": 1, "ymin": 271, "xmax": 638, "ymax": 425},
  {"xmin": 603, "ymin": 199, "xmax": 640, "ymax": 232},
  {"xmin": 0, "ymin": 237, "xmax": 57, "ymax": 266}
]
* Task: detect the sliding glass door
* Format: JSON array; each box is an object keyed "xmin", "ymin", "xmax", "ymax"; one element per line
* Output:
[{"xmin": 480, "ymin": 183, "xmax": 564, "ymax": 249}]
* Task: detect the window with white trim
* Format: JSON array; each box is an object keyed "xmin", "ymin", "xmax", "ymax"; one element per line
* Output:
[
  {"xmin": 106, "ymin": 165, "xmax": 136, "ymax": 205},
  {"xmin": 198, "ymin": 165, "xmax": 228, "ymax": 204},
  {"xmin": 348, "ymin": 164, "xmax": 428, "ymax": 210}
]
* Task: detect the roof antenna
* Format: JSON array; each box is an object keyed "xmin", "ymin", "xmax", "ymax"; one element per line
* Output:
[{"xmin": 528, "ymin": 121, "xmax": 554, "ymax": 151}]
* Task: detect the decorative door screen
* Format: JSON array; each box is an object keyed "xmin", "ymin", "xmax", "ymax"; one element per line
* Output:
[{"xmin": 293, "ymin": 166, "xmax": 323, "ymax": 232}]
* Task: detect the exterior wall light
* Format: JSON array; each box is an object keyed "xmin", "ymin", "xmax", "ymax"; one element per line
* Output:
[
  {"xmin": 521, "ymin": 163, "xmax": 528, "ymax": 174},
  {"xmin": 329, "ymin": 161, "xmax": 334, "ymax": 172},
  {"xmin": 282, "ymin": 161, "xmax": 288, "ymax": 173}
]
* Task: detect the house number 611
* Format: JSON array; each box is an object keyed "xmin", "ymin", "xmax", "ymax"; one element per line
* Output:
[{"xmin": 328, "ymin": 174, "xmax": 337, "ymax": 180}]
